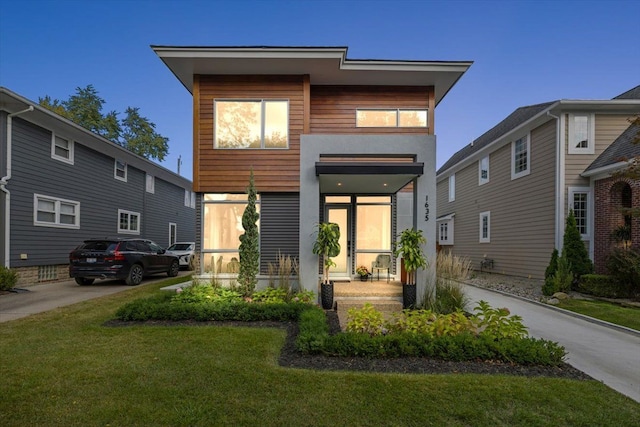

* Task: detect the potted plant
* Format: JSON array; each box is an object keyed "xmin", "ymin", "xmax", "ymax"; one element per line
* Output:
[
  {"xmin": 356, "ymin": 265, "xmax": 370, "ymax": 281},
  {"xmin": 312, "ymin": 222, "xmax": 341, "ymax": 309},
  {"xmin": 393, "ymin": 228, "xmax": 427, "ymax": 309}
]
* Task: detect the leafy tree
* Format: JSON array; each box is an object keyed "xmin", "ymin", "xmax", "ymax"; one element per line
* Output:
[
  {"xmin": 562, "ymin": 210, "xmax": 593, "ymax": 286},
  {"xmin": 238, "ymin": 170, "xmax": 260, "ymax": 296},
  {"xmin": 39, "ymin": 85, "xmax": 168, "ymax": 161},
  {"xmin": 121, "ymin": 107, "xmax": 169, "ymax": 160}
]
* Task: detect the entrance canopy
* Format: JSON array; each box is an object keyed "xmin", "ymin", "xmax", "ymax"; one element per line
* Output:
[{"xmin": 315, "ymin": 162, "xmax": 424, "ymax": 194}]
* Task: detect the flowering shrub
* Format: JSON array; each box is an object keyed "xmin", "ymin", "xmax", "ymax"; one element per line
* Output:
[{"xmin": 356, "ymin": 266, "xmax": 369, "ymax": 276}]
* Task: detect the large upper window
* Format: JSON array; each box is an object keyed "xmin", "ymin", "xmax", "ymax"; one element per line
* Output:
[
  {"xmin": 479, "ymin": 155, "xmax": 489, "ymax": 185},
  {"xmin": 356, "ymin": 109, "xmax": 428, "ymax": 128},
  {"xmin": 118, "ymin": 209, "xmax": 140, "ymax": 234},
  {"xmin": 215, "ymin": 100, "xmax": 288, "ymax": 149},
  {"xmin": 568, "ymin": 113, "xmax": 595, "ymax": 154},
  {"xmin": 511, "ymin": 135, "xmax": 530, "ymax": 180},
  {"xmin": 51, "ymin": 134, "xmax": 74, "ymax": 164},
  {"xmin": 34, "ymin": 194, "xmax": 80, "ymax": 229}
]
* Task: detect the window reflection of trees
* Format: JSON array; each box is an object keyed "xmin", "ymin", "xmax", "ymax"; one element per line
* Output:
[{"xmin": 215, "ymin": 100, "xmax": 288, "ymax": 148}]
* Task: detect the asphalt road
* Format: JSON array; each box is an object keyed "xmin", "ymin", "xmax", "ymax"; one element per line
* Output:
[{"xmin": 464, "ymin": 284, "xmax": 640, "ymax": 403}]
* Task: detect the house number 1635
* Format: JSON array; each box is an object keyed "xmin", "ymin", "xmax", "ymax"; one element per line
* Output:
[{"xmin": 424, "ymin": 195, "xmax": 429, "ymax": 222}]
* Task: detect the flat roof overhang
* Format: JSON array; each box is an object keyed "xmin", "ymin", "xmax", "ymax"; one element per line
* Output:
[
  {"xmin": 151, "ymin": 46, "xmax": 473, "ymax": 106},
  {"xmin": 316, "ymin": 162, "xmax": 424, "ymax": 194}
]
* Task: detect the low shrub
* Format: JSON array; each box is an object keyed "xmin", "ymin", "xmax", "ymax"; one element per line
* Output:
[
  {"xmin": 0, "ymin": 266, "xmax": 18, "ymax": 291},
  {"xmin": 252, "ymin": 287, "xmax": 289, "ymax": 303},
  {"xmin": 295, "ymin": 306, "xmax": 329, "ymax": 353},
  {"xmin": 318, "ymin": 331, "xmax": 565, "ymax": 365},
  {"xmin": 606, "ymin": 248, "xmax": 640, "ymax": 298},
  {"xmin": 578, "ymin": 274, "xmax": 626, "ymax": 298},
  {"xmin": 345, "ymin": 303, "xmax": 386, "ymax": 335},
  {"xmin": 171, "ymin": 283, "xmax": 243, "ymax": 304}
]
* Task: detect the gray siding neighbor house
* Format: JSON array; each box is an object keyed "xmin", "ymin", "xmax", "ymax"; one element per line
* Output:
[
  {"xmin": 0, "ymin": 87, "xmax": 195, "ymax": 286},
  {"xmin": 436, "ymin": 85, "xmax": 640, "ymax": 280}
]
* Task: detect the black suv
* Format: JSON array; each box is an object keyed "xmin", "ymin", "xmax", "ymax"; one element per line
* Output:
[{"xmin": 69, "ymin": 238, "xmax": 180, "ymax": 286}]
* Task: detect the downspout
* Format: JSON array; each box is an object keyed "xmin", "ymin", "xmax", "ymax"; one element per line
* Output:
[
  {"xmin": 547, "ymin": 110, "xmax": 562, "ymax": 250},
  {"xmin": 1, "ymin": 106, "xmax": 34, "ymax": 267}
]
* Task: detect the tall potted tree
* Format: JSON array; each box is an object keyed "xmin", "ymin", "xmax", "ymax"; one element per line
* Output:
[
  {"xmin": 393, "ymin": 228, "xmax": 427, "ymax": 309},
  {"xmin": 312, "ymin": 222, "xmax": 341, "ymax": 309}
]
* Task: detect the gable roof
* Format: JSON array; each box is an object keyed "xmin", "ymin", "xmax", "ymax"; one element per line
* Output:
[
  {"xmin": 583, "ymin": 121, "xmax": 640, "ymax": 175},
  {"xmin": 613, "ymin": 85, "xmax": 640, "ymax": 100},
  {"xmin": 437, "ymin": 101, "xmax": 556, "ymax": 175},
  {"xmin": 0, "ymin": 87, "xmax": 192, "ymax": 188}
]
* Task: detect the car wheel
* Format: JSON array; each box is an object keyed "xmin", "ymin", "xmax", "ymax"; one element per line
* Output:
[
  {"xmin": 75, "ymin": 277, "xmax": 95, "ymax": 286},
  {"xmin": 167, "ymin": 260, "xmax": 180, "ymax": 277},
  {"xmin": 125, "ymin": 264, "xmax": 144, "ymax": 286}
]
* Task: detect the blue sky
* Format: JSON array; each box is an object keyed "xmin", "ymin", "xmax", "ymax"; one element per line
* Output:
[{"xmin": 1, "ymin": 0, "xmax": 639, "ymax": 180}]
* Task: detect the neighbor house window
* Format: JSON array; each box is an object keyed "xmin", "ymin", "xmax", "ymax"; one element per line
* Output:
[
  {"xmin": 215, "ymin": 100, "xmax": 288, "ymax": 149},
  {"xmin": 568, "ymin": 113, "xmax": 595, "ymax": 154},
  {"xmin": 34, "ymin": 194, "xmax": 80, "ymax": 229},
  {"xmin": 569, "ymin": 187, "xmax": 591, "ymax": 237},
  {"xmin": 448, "ymin": 174, "xmax": 456, "ymax": 202},
  {"xmin": 114, "ymin": 160, "xmax": 127, "ymax": 181},
  {"xmin": 479, "ymin": 155, "xmax": 489, "ymax": 185},
  {"xmin": 169, "ymin": 223, "xmax": 177, "ymax": 246},
  {"xmin": 437, "ymin": 214, "xmax": 455, "ymax": 245},
  {"xmin": 356, "ymin": 109, "xmax": 428, "ymax": 128},
  {"xmin": 479, "ymin": 211, "xmax": 491, "ymax": 243},
  {"xmin": 51, "ymin": 134, "xmax": 74, "ymax": 164},
  {"xmin": 202, "ymin": 194, "xmax": 260, "ymax": 273},
  {"xmin": 511, "ymin": 135, "xmax": 530, "ymax": 179},
  {"xmin": 184, "ymin": 190, "xmax": 196, "ymax": 208},
  {"xmin": 146, "ymin": 174, "xmax": 155, "ymax": 193},
  {"xmin": 118, "ymin": 209, "xmax": 140, "ymax": 234}
]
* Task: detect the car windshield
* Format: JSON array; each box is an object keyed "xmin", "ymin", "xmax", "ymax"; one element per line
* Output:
[
  {"xmin": 168, "ymin": 243, "xmax": 193, "ymax": 251},
  {"xmin": 81, "ymin": 241, "xmax": 119, "ymax": 251}
]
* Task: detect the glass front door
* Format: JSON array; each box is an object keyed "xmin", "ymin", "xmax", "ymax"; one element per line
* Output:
[{"xmin": 326, "ymin": 205, "xmax": 350, "ymax": 277}]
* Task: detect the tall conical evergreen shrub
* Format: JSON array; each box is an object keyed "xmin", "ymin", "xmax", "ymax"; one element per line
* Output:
[
  {"xmin": 562, "ymin": 210, "xmax": 593, "ymax": 286},
  {"xmin": 239, "ymin": 170, "xmax": 260, "ymax": 296},
  {"xmin": 542, "ymin": 249, "xmax": 560, "ymax": 296}
]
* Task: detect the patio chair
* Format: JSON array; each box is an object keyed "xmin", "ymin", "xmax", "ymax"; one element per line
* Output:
[{"xmin": 371, "ymin": 254, "xmax": 391, "ymax": 282}]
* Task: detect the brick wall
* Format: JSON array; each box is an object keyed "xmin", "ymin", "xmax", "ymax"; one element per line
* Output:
[{"xmin": 594, "ymin": 177, "xmax": 640, "ymax": 273}]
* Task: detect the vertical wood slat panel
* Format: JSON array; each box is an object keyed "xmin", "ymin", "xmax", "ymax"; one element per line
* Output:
[
  {"xmin": 310, "ymin": 85, "xmax": 434, "ymax": 135},
  {"xmin": 197, "ymin": 75, "xmax": 305, "ymax": 193}
]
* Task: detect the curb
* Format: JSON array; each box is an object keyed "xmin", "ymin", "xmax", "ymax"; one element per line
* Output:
[{"xmin": 463, "ymin": 282, "xmax": 640, "ymax": 339}]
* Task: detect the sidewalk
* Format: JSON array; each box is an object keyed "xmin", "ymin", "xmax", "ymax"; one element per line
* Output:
[
  {"xmin": 0, "ymin": 272, "xmax": 190, "ymax": 323},
  {"xmin": 464, "ymin": 284, "xmax": 640, "ymax": 403}
]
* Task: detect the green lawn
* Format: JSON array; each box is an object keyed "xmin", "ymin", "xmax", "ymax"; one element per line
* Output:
[
  {"xmin": 557, "ymin": 298, "xmax": 640, "ymax": 332},
  {"xmin": 1, "ymin": 280, "xmax": 639, "ymax": 426}
]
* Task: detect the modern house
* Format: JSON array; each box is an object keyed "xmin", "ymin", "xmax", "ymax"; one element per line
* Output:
[
  {"xmin": 436, "ymin": 85, "xmax": 640, "ymax": 279},
  {"xmin": 0, "ymin": 87, "xmax": 196, "ymax": 286},
  {"xmin": 152, "ymin": 45, "xmax": 472, "ymax": 301}
]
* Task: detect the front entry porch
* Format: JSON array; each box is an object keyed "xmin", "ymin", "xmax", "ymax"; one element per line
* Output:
[{"xmin": 332, "ymin": 279, "xmax": 403, "ymax": 330}]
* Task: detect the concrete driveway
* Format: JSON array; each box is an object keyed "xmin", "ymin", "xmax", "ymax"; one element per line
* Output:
[
  {"xmin": 0, "ymin": 271, "xmax": 190, "ymax": 323},
  {"xmin": 464, "ymin": 284, "xmax": 640, "ymax": 403}
]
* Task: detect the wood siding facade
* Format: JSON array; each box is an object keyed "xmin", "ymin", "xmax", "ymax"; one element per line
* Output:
[{"xmin": 193, "ymin": 75, "xmax": 434, "ymax": 193}]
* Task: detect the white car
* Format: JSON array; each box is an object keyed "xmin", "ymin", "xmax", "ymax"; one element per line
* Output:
[{"xmin": 165, "ymin": 242, "xmax": 195, "ymax": 270}]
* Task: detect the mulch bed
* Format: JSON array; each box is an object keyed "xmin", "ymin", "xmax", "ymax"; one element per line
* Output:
[{"xmin": 104, "ymin": 310, "xmax": 593, "ymax": 380}]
